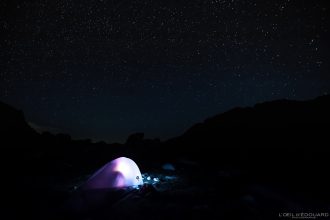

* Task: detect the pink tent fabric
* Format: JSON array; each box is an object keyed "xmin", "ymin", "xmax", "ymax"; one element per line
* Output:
[{"xmin": 83, "ymin": 157, "xmax": 143, "ymax": 189}]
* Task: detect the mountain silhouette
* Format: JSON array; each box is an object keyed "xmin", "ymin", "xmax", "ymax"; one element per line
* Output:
[
  {"xmin": 1, "ymin": 95, "xmax": 329, "ymax": 147},
  {"xmin": 0, "ymin": 101, "xmax": 37, "ymax": 140},
  {"xmin": 169, "ymin": 95, "xmax": 330, "ymax": 147},
  {"xmin": 1, "ymin": 95, "xmax": 330, "ymax": 164}
]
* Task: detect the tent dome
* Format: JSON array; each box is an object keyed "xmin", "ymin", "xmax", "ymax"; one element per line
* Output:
[{"xmin": 83, "ymin": 157, "xmax": 143, "ymax": 189}]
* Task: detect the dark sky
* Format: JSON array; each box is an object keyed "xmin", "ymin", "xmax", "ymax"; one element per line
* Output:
[{"xmin": 1, "ymin": 0, "xmax": 329, "ymax": 142}]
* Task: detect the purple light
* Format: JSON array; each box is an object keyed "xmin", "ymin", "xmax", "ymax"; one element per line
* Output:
[{"xmin": 83, "ymin": 157, "xmax": 143, "ymax": 189}]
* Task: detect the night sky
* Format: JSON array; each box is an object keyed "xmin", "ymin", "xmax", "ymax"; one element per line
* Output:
[{"xmin": 1, "ymin": 0, "xmax": 329, "ymax": 142}]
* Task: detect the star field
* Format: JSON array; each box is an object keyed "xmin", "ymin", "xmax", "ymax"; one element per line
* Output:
[{"xmin": 1, "ymin": 0, "xmax": 329, "ymax": 142}]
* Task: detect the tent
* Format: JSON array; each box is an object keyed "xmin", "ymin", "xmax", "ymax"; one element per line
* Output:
[{"xmin": 83, "ymin": 157, "xmax": 143, "ymax": 189}]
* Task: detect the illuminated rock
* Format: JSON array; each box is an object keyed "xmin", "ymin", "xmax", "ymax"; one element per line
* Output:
[{"xmin": 83, "ymin": 157, "xmax": 143, "ymax": 189}]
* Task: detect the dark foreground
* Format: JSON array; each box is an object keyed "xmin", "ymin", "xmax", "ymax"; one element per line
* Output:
[
  {"xmin": 1, "ymin": 96, "xmax": 330, "ymax": 219},
  {"xmin": 3, "ymin": 139, "xmax": 329, "ymax": 220}
]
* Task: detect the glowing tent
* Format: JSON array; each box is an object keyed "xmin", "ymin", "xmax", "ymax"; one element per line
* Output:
[{"xmin": 83, "ymin": 157, "xmax": 143, "ymax": 189}]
